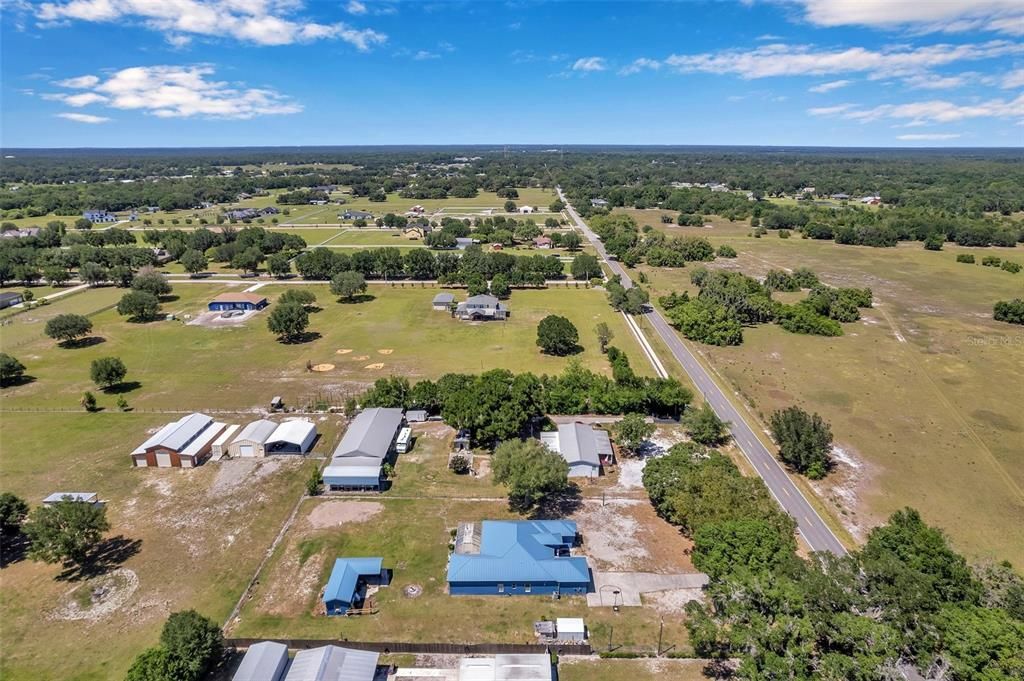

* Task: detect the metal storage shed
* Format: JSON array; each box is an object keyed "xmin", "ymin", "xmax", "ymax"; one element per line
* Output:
[
  {"xmin": 323, "ymin": 408, "xmax": 404, "ymax": 490},
  {"xmin": 283, "ymin": 645, "xmax": 379, "ymax": 681},
  {"xmin": 556, "ymin": 617, "xmax": 586, "ymax": 642},
  {"xmin": 458, "ymin": 654, "xmax": 553, "ymax": 681},
  {"xmin": 210, "ymin": 424, "xmax": 241, "ymax": 461},
  {"xmin": 322, "ymin": 464, "xmax": 382, "ymax": 491},
  {"xmin": 228, "ymin": 419, "xmax": 278, "ymax": 458},
  {"xmin": 265, "ymin": 419, "xmax": 317, "ymax": 454},
  {"xmin": 322, "ymin": 557, "xmax": 387, "ymax": 615},
  {"xmin": 131, "ymin": 413, "xmax": 224, "ymax": 468},
  {"xmin": 232, "ymin": 641, "xmax": 288, "ymax": 681}
]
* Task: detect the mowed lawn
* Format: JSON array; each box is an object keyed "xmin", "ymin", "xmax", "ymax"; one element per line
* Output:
[
  {"xmin": 0, "ymin": 412, "xmax": 320, "ymax": 681},
  {"xmin": 231, "ymin": 496, "xmax": 691, "ymax": 655},
  {"xmin": 0, "ymin": 284, "xmax": 651, "ymax": 413},
  {"xmin": 639, "ymin": 235, "xmax": 1024, "ymax": 566}
]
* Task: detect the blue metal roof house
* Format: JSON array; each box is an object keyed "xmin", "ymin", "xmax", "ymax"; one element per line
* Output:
[
  {"xmin": 447, "ymin": 520, "xmax": 591, "ymax": 596},
  {"xmin": 323, "ymin": 557, "xmax": 387, "ymax": 615}
]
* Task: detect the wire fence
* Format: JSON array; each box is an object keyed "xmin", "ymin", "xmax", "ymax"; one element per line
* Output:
[{"xmin": 224, "ymin": 638, "xmax": 592, "ymax": 656}]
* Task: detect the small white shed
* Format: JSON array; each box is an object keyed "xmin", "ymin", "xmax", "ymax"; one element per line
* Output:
[
  {"xmin": 556, "ymin": 617, "xmax": 586, "ymax": 642},
  {"xmin": 210, "ymin": 424, "xmax": 240, "ymax": 460},
  {"xmin": 228, "ymin": 419, "xmax": 278, "ymax": 458}
]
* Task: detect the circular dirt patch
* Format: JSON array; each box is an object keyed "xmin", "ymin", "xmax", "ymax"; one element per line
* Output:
[
  {"xmin": 377, "ymin": 349, "xmax": 394, "ymax": 355},
  {"xmin": 52, "ymin": 568, "xmax": 139, "ymax": 621},
  {"xmin": 311, "ymin": 363, "xmax": 335, "ymax": 372},
  {"xmin": 336, "ymin": 349, "xmax": 353, "ymax": 355},
  {"xmin": 403, "ymin": 584, "xmax": 423, "ymax": 598},
  {"xmin": 352, "ymin": 355, "xmax": 370, "ymax": 361},
  {"xmin": 364, "ymin": 363, "xmax": 385, "ymax": 370}
]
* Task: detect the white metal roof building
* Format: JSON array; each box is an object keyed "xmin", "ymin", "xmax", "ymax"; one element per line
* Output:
[
  {"xmin": 131, "ymin": 413, "xmax": 224, "ymax": 468},
  {"xmin": 266, "ymin": 419, "xmax": 318, "ymax": 454},
  {"xmin": 42, "ymin": 492, "xmax": 100, "ymax": 506},
  {"xmin": 232, "ymin": 641, "xmax": 288, "ymax": 681},
  {"xmin": 323, "ymin": 408, "xmax": 404, "ymax": 490},
  {"xmin": 228, "ymin": 419, "xmax": 279, "ymax": 458},
  {"xmin": 211, "ymin": 423, "xmax": 241, "ymax": 461},
  {"xmin": 555, "ymin": 617, "xmax": 586, "ymax": 642},
  {"xmin": 540, "ymin": 423, "xmax": 612, "ymax": 478},
  {"xmin": 283, "ymin": 645, "xmax": 379, "ymax": 681},
  {"xmin": 458, "ymin": 654, "xmax": 553, "ymax": 681}
]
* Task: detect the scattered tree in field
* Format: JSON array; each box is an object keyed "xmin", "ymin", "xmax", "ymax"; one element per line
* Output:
[
  {"xmin": 125, "ymin": 647, "xmax": 173, "ymax": 681},
  {"xmin": 74, "ymin": 218, "xmax": 93, "ymax": 230},
  {"xmin": 131, "ymin": 268, "xmax": 172, "ymax": 298},
  {"xmin": 561, "ymin": 231, "xmax": 582, "ymax": 251},
  {"xmin": 536, "ymin": 314, "xmax": 579, "ymax": 356},
  {"xmin": 613, "ymin": 413, "xmax": 655, "ymax": 455},
  {"xmin": 330, "ymin": 270, "xmax": 367, "ymax": 301},
  {"xmin": 305, "ymin": 469, "xmax": 322, "ymax": 496},
  {"xmin": 683, "ymin": 402, "xmax": 730, "ymax": 446},
  {"xmin": 665, "ymin": 298, "xmax": 743, "ymax": 346},
  {"xmin": 81, "ymin": 391, "xmax": 98, "ymax": 412},
  {"xmin": 993, "ymin": 299, "xmax": 1024, "ymax": 325},
  {"xmin": 449, "ymin": 454, "xmax": 470, "ymax": 475},
  {"xmin": 492, "ymin": 439, "xmax": 569, "ymax": 513},
  {"xmin": 117, "ymin": 396, "xmax": 130, "ymax": 411},
  {"xmin": 278, "ymin": 289, "xmax": 316, "ymax": 308},
  {"xmin": 117, "ymin": 290, "xmax": 160, "ymax": 321},
  {"xmin": 716, "ymin": 244, "xmax": 737, "ymax": 258},
  {"xmin": 23, "ymin": 498, "xmax": 110, "ymax": 569},
  {"xmin": 549, "ymin": 199, "xmax": 565, "ymax": 212},
  {"xmin": 570, "ymin": 253, "xmax": 601, "ymax": 280},
  {"xmin": 90, "ymin": 356, "xmax": 127, "ymax": 389},
  {"xmin": 0, "ymin": 492, "xmax": 29, "ymax": 536},
  {"xmin": 266, "ymin": 253, "xmax": 291, "ymax": 278},
  {"xmin": 594, "ymin": 322, "xmax": 614, "ymax": 353},
  {"xmin": 44, "ymin": 313, "xmax": 93, "ymax": 345},
  {"xmin": 769, "ymin": 406, "xmax": 833, "ymax": 479},
  {"xmin": 503, "ymin": 200, "xmax": 517, "ymax": 213},
  {"xmin": 78, "ymin": 262, "xmax": 108, "ymax": 286},
  {"xmin": 179, "ymin": 249, "xmax": 207, "ymax": 276},
  {"xmin": 0, "ymin": 353, "xmax": 27, "ymax": 386},
  {"xmin": 266, "ymin": 302, "xmax": 309, "ymax": 342},
  {"xmin": 490, "ymin": 273, "xmax": 511, "ymax": 298}
]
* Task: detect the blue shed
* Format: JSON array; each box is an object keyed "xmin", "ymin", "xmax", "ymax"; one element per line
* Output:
[
  {"xmin": 323, "ymin": 557, "xmax": 387, "ymax": 615},
  {"xmin": 447, "ymin": 520, "xmax": 591, "ymax": 596},
  {"xmin": 208, "ymin": 292, "xmax": 268, "ymax": 312}
]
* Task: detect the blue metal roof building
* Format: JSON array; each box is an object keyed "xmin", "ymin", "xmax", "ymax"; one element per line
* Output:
[
  {"xmin": 323, "ymin": 557, "xmax": 387, "ymax": 615},
  {"xmin": 447, "ymin": 521, "xmax": 591, "ymax": 596}
]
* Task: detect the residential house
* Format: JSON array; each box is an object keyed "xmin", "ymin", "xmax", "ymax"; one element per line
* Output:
[
  {"xmin": 533, "ymin": 236, "xmax": 552, "ymax": 249},
  {"xmin": 208, "ymin": 292, "xmax": 268, "ymax": 312},
  {"xmin": 540, "ymin": 423, "xmax": 613, "ymax": 478},
  {"xmin": 432, "ymin": 292, "xmax": 455, "ymax": 311},
  {"xmin": 447, "ymin": 520, "xmax": 591, "ymax": 596},
  {"xmin": 455, "ymin": 294, "xmax": 509, "ymax": 321},
  {"xmin": 0, "ymin": 292, "xmax": 23, "ymax": 309},
  {"xmin": 265, "ymin": 419, "xmax": 318, "ymax": 454},
  {"xmin": 227, "ymin": 419, "xmax": 278, "ymax": 458},
  {"xmin": 590, "ymin": 199, "xmax": 609, "ymax": 208},
  {"xmin": 232, "ymin": 641, "xmax": 288, "ymax": 681},
  {"xmin": 283, "ymin": 646, "xmax": 379, "ymax": 681},
  {"xmin": 322, "ymin": 557, "xmax": 388, "ymax": 615},
  {"xmin": 830, "ymin": 193, "xmax": 851, "ymax": 200},
  {"xmin": 82, "ymin": 210, "xmax": 116, "ymax": 223},
  {"xmin": 455, "ymin": 237, "xmax": 476, "ymax": 250},
  {"xmin": 0, "ymin": 227, "xmax": 40, "ymax": 239},
  {"xmin": 322, "ymin": 407, "xmax": 405, "ymax": 490},
  {"xmin": 458, "ymin": 654, "xmax": 553, "ymax": 681},
  {"xmin": 130, "ymin": 413, "xmax": 226, "ymax": 468},
  {"xmin": 341, "ymin": 210, "xmax": 374, "ymax": 221},
  {"xmin": 519, "ymin": 205, "xmax": 535, "ymax": 214}
]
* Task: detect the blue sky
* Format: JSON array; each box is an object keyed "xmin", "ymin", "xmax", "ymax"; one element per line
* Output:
[{"xmin": 2, "ymin": 0, "xmax": 1023, "ymax": 147}]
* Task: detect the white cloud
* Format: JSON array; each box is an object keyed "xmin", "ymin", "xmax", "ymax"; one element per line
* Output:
[
  {"xmin": 809, "ymin": 79, "xmax": 851, "ymax": 93},
  {"xmin": 413, "ymin": 50, "xmax": 439, "ymax": 60},
  {"xmin": 166, "ymin": 34, "xmax": 192, "ymax": 48},
  {"xmin": 345, "ymin": 0, "xmax": 366, "ymax": 15},
  {"xmin": 35, "ymin": 0, "xmax": 387, "ymax": 49},
  {"xmin": 756, "ymin": 34, "xmax": 783, "ymax": 41},
  {"xmin": 508, "ymin": 22, "xmax": 521, "ymax": 30},
  {"xmin": 809, "ymin": 94, "xmax": 1024, "ymax": 124},
  {"xmin": 47, "ymin": 65, "xmax": 303, "ymax": 119},
  {"xmin": 1002, "ymin": 68, "xmax": 1024, "ymax": 89},
  {"xmin": 896, "ymin": 133, "xmax": 962, "ymax": 140},
  {"xmin": 901, "ymin": 73, "xmax": 968, "ymax": 90},
  {"xmin": 56, "ymin": 112, "xmax": 111, "ymax": 123},
  {"xmin": 572, "ymin": 57, "xmax": 606, "ymax": 72},
  {"xmin": 664, "ymin": 40, "xmax": 1024, "ymax": 79},
  {"xmin": 618, "ymin": 58, "xmax": 661, "ymax": 76},
  {"xmin": 57, "ymin": 74, "xmax": 99, "ymax": 88},
  {"xmin": 796, "ymin": 0, "xmax": 1024, "ymax": 36}
]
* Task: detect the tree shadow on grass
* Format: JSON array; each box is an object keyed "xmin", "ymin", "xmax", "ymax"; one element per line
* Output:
[
  {"xmin": 0, "ymin": 374, "xmax": 37, "ymax": 389},
  {"xmin": 278, "ymin": 331, "xmax": 322, "ymax": 345},
  {"xmin": 59, "ymin": 336, "xmax": 105, "ymax": 349},
  {"xmin": 159, "ymin": 294, "xmax": 179, "ymax": 303},
  {"xmin": 337, "ymin": 294, "xmax": 376, "ymax": 304},
  {"xmin": 56, "ymin": 535, "xmax": 143, "ymax": 582},
  {"xmin": 542, "ymin": 344, "xmax": 584, "ymax": 358},
  {"xmin": 102, "ymin": 381, "xmax": 142, "ymax": 395},
  {"xmin": 0, "ymin": 534, "xmax": 29, "ymax": 568},
  {"xmin": 528, "ymin": 483, "xmax": 583, "ymax": 520}
]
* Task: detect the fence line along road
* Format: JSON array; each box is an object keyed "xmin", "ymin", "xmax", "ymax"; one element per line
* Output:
[{"xmin": 556, "ymin": 187, "xmax": 848, "ymax": 557}]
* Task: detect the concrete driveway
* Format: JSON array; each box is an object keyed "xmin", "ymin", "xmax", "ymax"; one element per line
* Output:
[{"xmin": 587, "ymin": 571, "xmax": 709, "ymax": 607}]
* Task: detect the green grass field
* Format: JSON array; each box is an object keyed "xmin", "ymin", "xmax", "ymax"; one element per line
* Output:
[
  {"xmin": 559, "ymin": 659, "xmax": 712, "ymax": 681},
  {"xmin": 638, "ymin": 233, "xmax": 1024, "ymax": 566}
]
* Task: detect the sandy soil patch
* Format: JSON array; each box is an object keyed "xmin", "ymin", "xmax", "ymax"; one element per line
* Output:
[
  {"xmin": 306, "ymin": 500, "xmax": 384, "ymax": 530},
  {"xmin": 353, "ymin": 355, "xmax": 370, "ymax": 361},
  {"xmin": 364, "ymin": 363, "xmax": 385, "ymax": 370},
  {"xmin": 377, "ymin": 348, "xmax": 394, "ymax": 355},
  {"xmin": 642, "ymin": 587, "xmax": 706, "ymax": 615},
  {"xmin": 311, "ymin": 363, "xmax": 335, "ymax": 372},
  {"xmin": 810, "ymin": 444, "xmax": 878, "ymax": 542},
  {"xmin": 336, "ymin": 348, "xmax": 353, "ymax": 354},
  {"xmin": 575, "ymin": 498, "xmax": 694, "ymax": 573},
  {"xmin": 212, "ymin": 458, "xmax": 287, "ymax": 496},
  {"xmin": 51, "ymin": 568, "xmax": 139, "ymax": 622}
]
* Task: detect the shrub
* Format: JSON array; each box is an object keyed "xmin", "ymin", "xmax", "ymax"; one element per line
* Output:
[
  {"xmin": 716, "ymin": 244, "xmax": 737, "ymax": 258},
  {"xmin": 1001, "ymin": 260, "xmax": 1021, "ymax": 274},
  {"xmin": 993, "ymin": 299, "xmax": 1024, "ymax": 325},
  {"xmin": 982, "ymin": 256, "xmax": 1001, "ymax": 267},
  {"xmin": 956, "ymin": 254, "xmax": 975, "ymax": 264}
]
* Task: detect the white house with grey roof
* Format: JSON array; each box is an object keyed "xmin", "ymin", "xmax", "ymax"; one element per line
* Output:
[
  {"xmin": 455, "ymin": 294, "xmax": 509, "ymax": 321},
  {"xmin": 540, "ymin": 423, "xmax": 613, "ymax": 478},
  {"xmin": 323, "ymin": 408, "xmax": 404, "ymax": 490},
  {"xmin": 228, "ymin": 419, "xmax": 279, "ymax": 458},
  {"xmin": 131, "ymin": 413, "xmax": 226, "ymax": 468}
]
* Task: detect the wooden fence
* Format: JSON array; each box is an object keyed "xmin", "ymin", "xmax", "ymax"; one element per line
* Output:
[{"xmin": 224, "ymin": 638, "xmax": 592, "ymax": 656}]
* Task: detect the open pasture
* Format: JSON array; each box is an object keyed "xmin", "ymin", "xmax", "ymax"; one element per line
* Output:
[{"xmin": 639, "ymin": 235, "xmax": 1024, "ymax": 565}]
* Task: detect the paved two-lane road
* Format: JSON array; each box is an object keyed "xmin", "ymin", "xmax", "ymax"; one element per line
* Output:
[{"xmin": 558, "ymin": 188, "xmax": 847, "ymax": 556}]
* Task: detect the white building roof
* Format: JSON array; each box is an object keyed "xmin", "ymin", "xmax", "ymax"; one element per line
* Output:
[
  {"xmin": 213, "ymin": 424, "xmax": 241, "ymax": 448},
  {"xmin": 232, "ymin": 419, "xmax": 278, "ymax": 445},
  {"xmin": 132, "ymin": 412, "xmax": 213, "ymax": 454},
  {"xmin": 42, "ymin": 492, "xmax": 98, "ymax": 504},
  {"xmin": 458, "ymin": 655, "xmax": 552, "ymax": 681},
  {"xmin": 541, "ymin": 423, "xmax": 609, "ymax": 468},
  {"xmin": 180, "ymin": 422, "xmax": 226, "ymax": 458},
  {"xmin": 331, "ymin": 408, "xmax": 403, "ymax": 464},
  {"xmin": 267, "ymin": 419, "xmax": 317, "ymax": 446},
  {"xmin": 233, "ymin": 641, "xmax": 288, "ymax": 681},
  {"xmin": 323, "ymin": 464, "xmax": 382, "ymax": 480},
  {"xmin": 556, "ymin": 617, "xmax": 585, "ymax": 635},
  {"xmin": 283, "ymin": 645, "xmax": 379, "ymax": 681}
]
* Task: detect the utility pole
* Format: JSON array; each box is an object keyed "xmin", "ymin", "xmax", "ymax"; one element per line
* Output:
[{"xmin": 657, "ymin": 618, "xmax": 664, "ymax": 657}]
